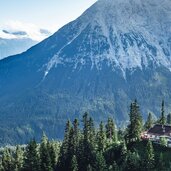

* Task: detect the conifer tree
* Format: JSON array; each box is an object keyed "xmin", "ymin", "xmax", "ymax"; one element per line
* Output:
[
  {"xmin": 62, "ymin": 120, "xmax": 72, "ymax": 154},
  {"xmin": 1, "ymin": 148, "xmax": 14, "ymax": 171},
  {"xmin": 108, "ymin": 165, "xmax": 113, "ymax": 171},
  {"xmin": 82, "ymin": 112, "xmax": 90, "ymax": 149},
  {"xmin": 157, "ymin": 153, "xmax": 165, "ymax": 170},
  {"xmin": 23, "ymin": 139, "xmax": 40, "ymax": 171},
  {"xmin": 87, "ymin": 164, "xmax": 93, "ymax": 171},
  {"xmin": 119, "ymin": 141, "xmax": 127, "ymax": 165},
  {"xmin": 48, "ymin": 142, "xmax": 56, "ymax": 170},
  {"xmin": 145, "ymin": 141, "xmax": 155, "ymax": 170},
  {"xmin": 159, "ymin": 100, "xmax": 166, "ymax": 125},
  {"xmin": 111, "ymin": 161, "xmax": 119, "ymax": 171},
  {"xmin": 82, "ymin": 113, "xmax": 91, "ymax": 164},
  {"xmin": 126, "ymin": 103, "xmax": 134, "ymax": 143},
  {"xmin": 0, "ymin": 159, "xmax": 3, "ymax": 171},
  {"xmin": 126, "ymin": 100, "xmax": 143, "ymax": 142},
  {"xmin": 97, "ymin": 122, "xmax": 106, "ymax": 152},
  {"xmin": 39, "ymin": 133, "xmax": 52, "ymax": 171},
  {"xmin": 14, "ymin": 145, "xmax": 24, "ymax": 171},
  {"xmin": 95, "ymin": 152, "xmax": 107, "ymax": 171},
  {"xmin": 71, "ymin": 155, "xmax": 78, "ymax": 171},
  {"xmin": 57, "ymin": 120, "xmax": 72, "ymax": 170},
  {"xmin": 144, "ymin": 113, "xmax": 153, "ymax": 130},
  {"xmin": 105, "ymin": 117, "xmax": 117, "ymax": 142},
  {"xmin": 88, "ymin": 117, "xmax": 96, "ymax": 146},
  {"xmin": 67, "ymin": 127, "xmax": 75, "ymax": 162},
  {"xmin": 126, "ymin": 151, "xmax": 140, "ymax": 171},
  {"xmin": 117, "ymin": 128, "xmax": 124, "ymax": 142},
  {"xmin": 79, "ymin": 113, "xmax": 96, "ymax": 171},
  {"xmin": 73, "ymin": 119, "xmax": 80, "ymax": 154}
]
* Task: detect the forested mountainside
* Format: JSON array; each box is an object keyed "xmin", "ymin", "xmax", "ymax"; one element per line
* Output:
[{"xmin": 0, "ymin": 100, "xmax": 171, "ymax": 171}]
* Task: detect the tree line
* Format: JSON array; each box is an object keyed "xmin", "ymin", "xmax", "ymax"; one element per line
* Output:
[{"xmin": 0, "ymin": 100, "xmax": 171, "ymax": 171}]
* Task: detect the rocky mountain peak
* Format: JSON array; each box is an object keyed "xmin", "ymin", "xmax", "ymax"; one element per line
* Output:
[{"xmin": 43, "ymin": 0, "xmax": 171, "ymax": 78}]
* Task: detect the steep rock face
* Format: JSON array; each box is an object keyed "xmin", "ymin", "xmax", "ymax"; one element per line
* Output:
[
  {"xmin": 44, "ymin": 0, "xmax": 171, "ymax": 76},
  {"xmin": 0, "ymin": 0, "xmax": 171, "ymax": 145}
]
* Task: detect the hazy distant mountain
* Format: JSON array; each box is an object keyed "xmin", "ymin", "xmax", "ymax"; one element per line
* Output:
[
  {"xmin": 0, "ymin": 0, "xmax": 171, "ymax": 145},
  {"xmin": 0, "ymin": 28, "xmax": 51, "ymax": 59}
]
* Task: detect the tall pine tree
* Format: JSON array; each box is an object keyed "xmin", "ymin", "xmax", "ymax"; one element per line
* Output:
[
  {"xmin": 57, "ymin": 120, "xmax": 72, "ymax": 170},
  {"xmin": 95, "ymin": 152, "xmax": 107, "ymax": 171},
  {"xmin": 158, "ymin": 100, "xmax": 166, "ymax": 125},
  {"xmin": 78, "ymin": 113, "xmax": 96, "ymax": 171},
  {"xmin": 73, "ymin": 119, "xmax": 80, "ymax": 155},
  {"xmin": 97, "ymin": 122, "xmax": 106, "ymax": 152},
  {"xmin": 14, "ymin": 145, "xmax": 24, "ymax": 171},
  {"xmin": 105, "ymin": 117, "xmax": 117, "ymax": 143},
  {"xmin": 145, "ymin": 141, "xmax": 155, "ymax": 170},
  {"xmin": 144, "ymin": 113, "xmax": 153, "ymax": 130},
  {"xmin": 23, "ymin": 139, "xmax": 40, "ymax": 171},
  {"xmin": 48, "ymin": 142, "xmax": 56, "ymax": 170},
  {"xmin": 71, "ymin": 155, "xmax": 78, "ymax": 171},
  {"xmin": 126, "ymin": 151, "xmax": 140, "ymax": 171},
  {"xmin": 39, "ymin": 133, "xmax": 52, "ymax": 171},
  {"xmin": 126, "ymin": 100, "xmax": 143, "ymax": 142},
  {"xmin": 88, "ymin": 117, "xmax": 96, "ymax": 146},
  {"xmin": 1, "ymin": 148, "xmax": 14, "ymax": 171}
]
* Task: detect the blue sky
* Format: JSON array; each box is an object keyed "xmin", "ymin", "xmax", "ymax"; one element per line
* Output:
[{"xmin": 0, "ymin": 0, "xmax": 97, "ymax": 32}]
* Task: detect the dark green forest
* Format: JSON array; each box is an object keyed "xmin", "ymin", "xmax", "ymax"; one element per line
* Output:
[{"xmin": 1, "ymin": 100, "xmax": 171, "ymax": 171}]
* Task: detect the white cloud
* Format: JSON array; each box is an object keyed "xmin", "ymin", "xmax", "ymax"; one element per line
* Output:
[
  {"xmin": 0, "ymin": 30, "xmax": 17, "ymax": 39},
  {"xmin": 0, "ymin": 21, "xmax": 52, "ymax": 41}
]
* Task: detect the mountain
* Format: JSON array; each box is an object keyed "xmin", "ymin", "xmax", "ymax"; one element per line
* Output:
[
  {"xmin": 0, "ymin": 37, "xmax": 37, "ymax": 59},
  {"xmin": 1, "ymin": 0, "xmax": 171, "ymax": 145},
  {"xmin": 0, "ymin": 28, "xmax": 51, "ymax": 59}
]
